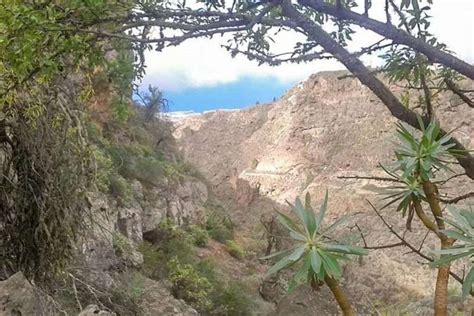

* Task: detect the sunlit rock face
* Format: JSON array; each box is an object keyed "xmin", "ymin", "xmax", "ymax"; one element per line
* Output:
[{"xmin": 173, "ymin": 70, "xmax": 473, "ymax": 308}]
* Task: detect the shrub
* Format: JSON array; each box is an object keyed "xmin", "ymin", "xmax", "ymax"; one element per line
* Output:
[
  {"xmin": 188, "ymin": 225, "xmax": 210, "ymax": 247},
  {"xmin": 205, "ymin": 202, "xmax": 234, "ymax": 242},
  {"xmin": 109, "ymin": 174, "xmax": 132, "ymax": 203},
  {"xmin": 214, "ymin": 283, "xmax": 256, "ymax": 316},
  {"xmin": 92, "ymin": 145, "xmax": 115, "ymax": 193},
  {"xmin": 167, "ymin": 257, "xmax": 214, "ymax": 312},
  {"xmin": 225, "ymin": 240, "xmax": 245, "ymax": 260}
]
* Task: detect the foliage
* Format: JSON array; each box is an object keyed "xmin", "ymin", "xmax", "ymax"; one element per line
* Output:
[
  {"xmin": 432, "ymin": 207, "xmax": 474, "ymax": 298},
  {"xmin": 0, "ymin": 83, "xmax": 93, "ymax": 281},
  {"xmin": 391, "ymin": 118, "xmax": 460, "ymax": 181},
  {"xmin": 379, "ymin": 118, "xmax": 471, "ymax": 312},
  {"xmin": 264, "ymin": 191, "xmax": 367, "ymax": 290},
  {"xmin": 380, "ymin": 119, "xmax": 460, "ymax": 215},
  {"xmin": 213, "ymin": 283, "xmax": 257, "ymax": 316},
  {"xmin": 136, "ymin": 85, "xmax": 169, "ymax": 121},
  {"xmin": 108, "ymin": 174, "xmax": 133, "ymax": 204},
  {"xmin": 188, "ymin": 225, "xmax": 210, "ymax": 247},
  {"xmin": 0, "ymin": 0, "xmax": 143, "ymax": 282},
  {"xmin": 167, "ymin": 257, "xmax": 214, "ymax": 312},
  {"xmin": 205, "ymin": 201, "xmax": 234, "ymax": 242},
  {"xmin": 113, "ymin": 232, "xmax": 135, "ymax": 260},
  {"xmin": 226, "ymin": 240, "xmax": 245, "ymax": 260}
]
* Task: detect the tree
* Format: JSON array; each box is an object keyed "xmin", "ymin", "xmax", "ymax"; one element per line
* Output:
[
  {"xmin": 136, "ymin": 85, "xmax": 169, "ymax": 121},
  {"xmin": 263, "ymin": 192, "xmax": 368, "ymax": 315},
  {"xmin": 375, "ymin": 119, "xmax": 470, "ymax": 315}
]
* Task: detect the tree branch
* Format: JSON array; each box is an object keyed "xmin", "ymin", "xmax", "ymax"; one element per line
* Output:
[
  {"xmin": 366, "ymin": 200, "xmax": 472, "ymax": 294},
  {"xmin": 298, "ymin": 0, "xmax": 474, "ymax": 80},
  {"xmin": 281, "ymin": 1, "xmax": 474, "ymax": 179},
  {"xmin": 444, "ymin": 78, "xmax": 474, "ymax": 108},
  {"xmin": 440, "ymin": 192, "xmax": 474, "ymax": 204}
]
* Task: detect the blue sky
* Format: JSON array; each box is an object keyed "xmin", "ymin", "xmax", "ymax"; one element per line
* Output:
[{"xmin": 162, "ymin": 77, "xmax": 294, "ymax": 112}]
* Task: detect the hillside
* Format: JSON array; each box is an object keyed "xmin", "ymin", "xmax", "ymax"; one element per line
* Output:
[
  {"xmin": 1, "ymin": 70, "xmax": 473, "ymax": 315},
  {"xmin": 173, "ymin": 71, "xmax": 474, "ymax": 313}
]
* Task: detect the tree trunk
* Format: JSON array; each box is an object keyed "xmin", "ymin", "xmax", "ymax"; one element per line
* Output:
[
  {"xmin": 324, "ymin": 276, "xmax": 355, "ymax": 316},
  {"xmin": 422, "ymin": 180, "xmax": 454, "ymax": 316},
  {"xmin": 434, "ymin": 259, "xmax": 450, "ymax": 315}
]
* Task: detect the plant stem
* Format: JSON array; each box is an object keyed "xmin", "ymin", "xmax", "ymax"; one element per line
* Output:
[
  {"xmin": 324, "ymin": 276, "xmax": 355, "ymax": 316},
  {"xmin": 421, "ymin": 180, "xmax": 454, "ymax": 316}
]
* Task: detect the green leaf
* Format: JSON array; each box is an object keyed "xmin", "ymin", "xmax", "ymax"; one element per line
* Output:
[
  {"xmin": 319, "ymin": 214, "xmax": 351, "ymax": 236},
  {"xmin": 432, "ymin": 252, "xmax": 471, "ymax": 267},
  {"xmin": 260, "ymin": 247, "xmax": 294, "ymax": 260},
  {"xmin": 315, "ymin": 190, "xmax": 328, "ymax": 233},
  {"xmin": 319, "ymin": 250, "xmax": 342, "ymax": 279},
  {"xmin": 321, "ymin": 243, "xmax": 368, "ymax": 256},
  {"xmin": 440, "ymin": 230, "xmax": 472, "ymax": 243},
  {"xmin": 304, "ymin": 192, "xmax": 317, "ymax": 237},
  {"xmin": 462, "ymin": 267, "xmax": 474, "ymax": 298},
  {"xmin": 267, "ymin": 256, "xmax": 293, "ymax": 276},
  {"xmin": 288, "ymin": 245, "xmax": 308, "ymax": 262},
  {"xmin": 276, "ymin": 211, "xmax": 306, "ymax": 241},
  {"xmin": 310, "ymin": 248, "xmax": 322, "ymax": 274}
]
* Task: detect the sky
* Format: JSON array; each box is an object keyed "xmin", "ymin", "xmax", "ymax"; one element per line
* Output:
[{"xmin": 138, "ymin": 0, "xmax": 474, "ymax": 112}]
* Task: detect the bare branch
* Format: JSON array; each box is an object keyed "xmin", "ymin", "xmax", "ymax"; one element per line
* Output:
[
  {"xmin": 444, "ymin": 78, "xmax": 474, "ymax": 108},
  {"xmin": 366, "ymin": 200, "xmax": 472, "ymax": 294},
  {"xmin": 298, "ymin": 0, "xmax": 474, "ymax": 79},
  {"xmin": 337, "ymin": 175, "xmax": 402, "ymax": 183},
  {"xmin": 440, "ymin": 192, "xmax": 474, "ymax": 204}
]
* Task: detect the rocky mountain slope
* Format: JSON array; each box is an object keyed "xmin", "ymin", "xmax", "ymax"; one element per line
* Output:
[
  {"xmin": 173, "ymin": 70, "xmax": 474, "ymax": 313},
  {"xmin": 1, "ymin": 71, "xmax": 472, "ymax": 315}
]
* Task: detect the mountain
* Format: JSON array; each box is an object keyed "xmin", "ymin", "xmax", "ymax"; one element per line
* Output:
[{"xmin": 173, "ymin": 70, "xmax": 474, "ymax": 313}]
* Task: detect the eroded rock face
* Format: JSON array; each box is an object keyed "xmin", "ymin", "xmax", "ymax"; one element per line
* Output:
[
  {"xmin": 173, "ymin": 71, "xmax": 474, "ymax": 311},
  {"xmin": 0, "ymin": 272, "xmax": 57, "ymax": 316}
]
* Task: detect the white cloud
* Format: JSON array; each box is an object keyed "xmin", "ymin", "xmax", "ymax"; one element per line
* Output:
[{"xmin": 141, "ymin": 0, "xmax": 473, "ymax": 92}]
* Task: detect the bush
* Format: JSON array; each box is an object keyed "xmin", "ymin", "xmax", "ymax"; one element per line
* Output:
[
  {"xmin": 188, "ymin": 225, "xmax": 209, "ymax": 247},
  {"xmin": 167, "ymin": 257, "xmax": 214, "ymax": 312},
  {"xmin": 214, "ymin": 283, "xmax": 256, "ymax": 316},
  {"xmin": 205, "ymin": 202, "xmax": 234, "ymax": 243},
  {"xmin": 109, "ymin": 174, "xmax": 132, "ymax": 203},
  {"xmin": 225, "ymin": 240, "xmax": 245, "ymax": 260}
]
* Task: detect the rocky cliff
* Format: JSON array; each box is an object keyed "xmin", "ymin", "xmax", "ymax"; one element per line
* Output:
[{"xmin": 173, "ymin": 71, "xmax": 474, "ymax": 313}]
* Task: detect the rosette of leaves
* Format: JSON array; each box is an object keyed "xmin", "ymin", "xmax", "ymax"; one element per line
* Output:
[
  {"xmin": 380, "ymin": 118, "xmax": 463, "ymax": 226},
  {"xmin": 263, "ymin": 191, "xmax": 367, "ymax": 315},
  {"xmin": 391, "ymin": 118, "xmax": 461, "ymax": 181},
  {"xmin": 432, "ymin": 207, "xmax": 474, "ymax": 298}
]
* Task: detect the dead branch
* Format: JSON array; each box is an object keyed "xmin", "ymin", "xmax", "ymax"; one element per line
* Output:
[
  {"xmin": 440, "ymin": 192, "xmax": 474, "ymax": 204},
  {"xmin": 366, "ymin": 199, "xmax": 473, "ymax": 295},
  {"xmin": 337, "ymin": 175, "xmax": 402, "ymax": 183}
]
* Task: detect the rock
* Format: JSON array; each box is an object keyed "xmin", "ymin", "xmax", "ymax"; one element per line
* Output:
[
  {"xmin": 0, "ymin": 272, "xmax": 57, "ymax": 315},
  {"xmin": 117, "ymin": 201, "xmax": 143, "ymax": 245},
  {"xmin": 113, "ymin": 232, "xmax": 144, "ymax": 268},
  {"xmin": 140, "ymin": 277, "xmax": 198, "ymax": 316},
  {"xmin": 78, "ymin": 305, "xmax": 116, "ymax": 316},
  {"xmin": 81, "ymin": 193, "xmax": 117, "ymax": 273}
]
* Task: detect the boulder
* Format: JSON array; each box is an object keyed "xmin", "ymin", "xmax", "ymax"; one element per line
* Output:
[
  {"xmin": 78, "ymin": 305, "xmax": 115, "ymax": 316},
  {"xmin": 0, "ymin": 272, "xmax": 57, "ymax": 315}
]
